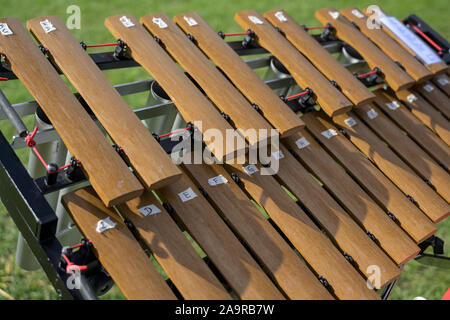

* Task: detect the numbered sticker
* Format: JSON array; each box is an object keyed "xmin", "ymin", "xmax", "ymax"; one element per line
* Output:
[
  {"xmin": 386, "ymin": 101, "xmax": 400, "ymax": 110},
  {"xmin": 352, "ymin": 9, "xmax": 364, "ymax": 18},
  {"xmin": 321, "ymin": 129, "xmax": 338, "ymax": 139},
  {"xmin": 329, "ymin": 11, "xmax": 340, "ymax": 19},
  {"xmin": 96, "ymin": 217, "xmax": 116, "ymax": 234},
  {"xmin": 178, "ymin": 187, "xmax": 198, "ymax": 202},
  {"xmin": 184, "ymin": 16, "xmax": 198, "ymax": 26},
  {"xmin": 437, "ymin": 77, "xmax": 449, "ymax": 86},
  {"xmin": 295, "ymin": 136, "xmax": 310, "ymax": 149},
  {"xmin": 407, "ymin": 94, "xmax": 418, "ymax": 103},
  {"xmin": 344, "ymin": 117, "xmax": 357, "ymax": 127},
  {"xmin": 271, "ymin": 150, "xmax": 285, "ymax": 160},
  {"xmin": 138, "ymin": 204, "xmax": 161, "ymax": 217},
  {"xmin": 275, "ymin": 11, "xmax": 288, "ymax": 22},
  {"xmin": 120, "ymin": 16, "xmax": 135, "ymax": 28},
  {"xmin": 0, "ymin": 23, "xmax": 13, "ymax": 36},
  {"xmin": 152, "ymin": 17, "xmax": 167, "ymax": 29},
  {"xmin": 208, "ymin": 175, "xmax": 228, "ymax": 186},
  {"xmin": 367, "ymin": 108, "xmax": 378, "ymax": 119},
  {"xmin": 249, "ymin": 16, "xmax": 263, "ymax": 24},
  {"xmin": 243, "ymin": 164, "xmax": 259, "ymax": 175},
  {"xmin": 40, "ymin": 19, "xmax": 56, "ymax": 33},
  {"xmin": 423, "ymin": 84, "xmax": 434, "ymax": 92}
]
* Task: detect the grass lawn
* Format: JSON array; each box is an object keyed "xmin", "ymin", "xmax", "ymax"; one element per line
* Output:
[{"xmin": 0, "ymin": 0, "xmax": 449, "ymax": 300}]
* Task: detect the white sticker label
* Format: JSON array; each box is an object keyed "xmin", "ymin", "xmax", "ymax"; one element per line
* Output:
[
  {"xmin": 275, "ymin": 11, "xmax": 288, "ymax": 22},
  {"xmin": 0, "ymin": 23, "xmax": 13, "ymax": 36},
  {"xmin": 40, "ymin": 19, "xmax": 56, "ymax": 33},
  {"xmin": 295, "ymin": 136, "xmax": 310, "ymax": 149},
  {"xmin": 380, "ymin": 16, "xmax": 442, "ymax": 66},
  {"xmin": 208, "ymin": 175, "xmax": 228, "ymax": 186},
  {"xmin": 178, "ymin": 187, "xmax": 198, "ymax": 202},
  {"xmin": 249, "ymin": 16, "xmax": 263, "ymax": 24},
  {"xmin": 321, "ymin": 129, "xmax": 338, "ymax": 139},
  {"xmin": 120, "ymin": 16, "xmax": 135, "ymax": 28},
  {"xmin": 351, "ymin": 9, "xmax": 365, "ymax": 19},
  {"xmin": 184, "ymin": 16, "xmax": 198, "ymax": 26},
  {"xmin": 437, "ymin": 77, "xmax": 449, "ymax": 86},
  {"xmin": 386, "ymin": 101, "xmax": 400, "ymax": 110},
  {"xmin": 407, "ymin": 94, "xmax": 418, "ymax": 103},
  {"xmin": 96, "ymin": 217, "xmax": 116, "ymax": 234},
  {"xmin": 344, "ymin": 117, "xmax": 357, "ymax": 127},
  {"xmin": 152, "ymin": 17, "xmax": 167, "ymax": 29},
  {"xmin": 423, "ymin": 84, "xmax": 434, "ymax": 92},
  {"xmin": 367, "ymin": 108, "xmax": 378, "ymax": 119},
  {"xmin": 271, "ymin": 150, "xmax": 285, "ymax": 160},
  {"xmin": 329, "ymin": 11, "xmax": 340, "ymax": 20},
  {"xmin": 243, "ymin": 164, "xmax": 259, "ymax": 175},
  {"xmin": 138, "ymin": 204, "xmax": 161, "ymax": 217}
]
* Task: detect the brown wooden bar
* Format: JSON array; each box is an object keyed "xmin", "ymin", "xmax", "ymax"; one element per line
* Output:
[{"xmin": 415, "ymin": 82, "xmax": 450, "ymax": 119}]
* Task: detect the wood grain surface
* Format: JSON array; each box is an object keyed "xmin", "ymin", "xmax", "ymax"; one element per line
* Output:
[
  {"xmin": 431, "ymin": 74, "xmax": 450, "ymax": 96},
  {"xmin": 415, "ymin": 82, "xmax": 450, "ymax": 119},
  {"xmin": 0, "ymin": 18, "xmax": 143, "ymax": 207}
]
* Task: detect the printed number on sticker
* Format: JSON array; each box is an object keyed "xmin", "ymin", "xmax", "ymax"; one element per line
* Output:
[
  {"xmin": 152, "ymin": 17, "xmax": 167, "ymax": 29},
  {"xmin": 178, "ymin": 187, "xmax": 198, "ymax": 202},
  {"xmin": 0, "ymin": 23, "xmax": 13, "ymax": 36},
  {"xmin": 138, "ymin": 204, "xmax": 161, "ymax": 217},
  {"xmin": 423, "ymin": 84, "xmax": 434, "ymax": 92},
  {"xmin": 295, "ymin": 137, "xmax": 310, "ymax": 149},
  {"xmin": 249, "ymin": 16, "xmax": 263, "ymax": 24},
  {"xmin": 321, "ymin": 129, "xmax": 337, "ymax": 139},
  {"xmin": 367, "ymin": 108, "xmax": 378, "ymax": 119},
  {"xmin": 40, "ymin": 19, "xmax": 56, "ymax": 33},
  {"xmin": 96, "ymin": 217, "xmax": 116, "ymax": 234},
  {"xmin": 437, "ymin": 77, "xmax": 449, "ymax": 86},
  {"xmin": 275, "ymin": 12, "xmax": 287, "ymax": 22},
  {"xmin": 120, "ymin": 16, "xmax": 135, "ymax": 28},
  {"xmin": 208, "ymin": 175, "xmax": 228, "ymax": 186},
  {"xmin": 407, "ymin": 94, "xmax": 418, "ymax": 103},
  {"xmin": 386, "ymin": 101, "xmax": 400, "ymax": 110},
  {"xmin": 184, "ymin": 16, "xmax": 198, "ymax": 26},
  {"xmin": 344, "ymin": 117, "xmax": 357, "ymax": 127},
  {"xmin": 271, "ymin": 150, "xmax": 284, "ymax": 160},
  {"xmin": 243, "ymin": 164, "xmax": 259, "ymax": 175},
  {"xmin": 352, "ymin": 9, "xmax": 364, "ymax": 18}
]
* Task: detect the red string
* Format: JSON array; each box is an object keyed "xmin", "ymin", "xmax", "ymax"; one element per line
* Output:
[
  {"xmin": 408, "ymin": 23, "xmax": 443, "ymax": 54},
  {"xmin": 85, "ymin": 42, "xmax": 119, "ymax": 48},
  {"xmin": 358, "ymin": 69, "xmax": 378, "ymax": 78},
  {"xmin": 306, "ymin": 25, "xmax": 329, "ymax": 30},
  {"xmin": 285, "ymin": 90, "xmax": 309, "ymax": 101},
  {"xmin": 61, "ymin": 253, "xmax": 88, "ymax": 274},
  {"xmin": 158, "ymin": 127, "xmax": 191, "ymax": 139},
  {"xmin": 223, "ymin": 32, "xmax": 250, "ymax": 37},
  {"xmin": 0, "ymin": 77, "xmax": 8, "ymax": 81}
]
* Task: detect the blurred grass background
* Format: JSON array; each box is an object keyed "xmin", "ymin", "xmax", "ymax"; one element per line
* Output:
[{"xmin": 0, "ymin": 0, "xmax": 449, "ymax": 300}]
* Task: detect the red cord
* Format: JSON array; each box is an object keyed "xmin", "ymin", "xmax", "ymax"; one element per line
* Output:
[
  {"xmin": 306, "ymin": 25, "xmax": 329, "ymax": 30},
  {"xmin": 285, "ymin": 90, "xmax": 309, "ymax": 101},
  {"xmin": 358, "ymin": 69, "xmax": 378, "ymax": 78},
  {"xmin": 158, "ymin": 126, "xmax": 191, "ymax": 139},
  {"xmin": 0, "ymin": 77, "xmax": 8, "ymax": 81},
  {"xmin": 223, "ymin": 32, "xmax": 250, "ymax": 37},
  {"xmin": 408, "ymin": 23, "xmax": 443, "ymax": 54},
  {"xmin": 85, "ymin": 42, "xmax": 119, "ymax": 48},
  {"xmin": 61, "ymin": 253, "xmax": 88, "ymax": 274}
]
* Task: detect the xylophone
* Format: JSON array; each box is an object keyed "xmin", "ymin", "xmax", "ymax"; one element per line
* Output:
[{"xmin": 0, "ymin": 6, "xmax": 449, "ymax": 300}]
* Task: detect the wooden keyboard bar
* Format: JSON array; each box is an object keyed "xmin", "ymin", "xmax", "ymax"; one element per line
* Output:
[
  {"xmin": 375, "ymin": 89, "xmax": 450, "ymax": 167},
  {"xmin": 367, "ymin": 7, "xmax": 448, "ymax": 75},
  {"xmin": 298, "ymin": 113, "xmax": 436, "ymax": 243},
  {"xmin": 0, "ymin": 18, "xmax": 143, "ymax": 207},
  {"xmin": 141, "ymin": 14, "xmax": 275, "ymax": 148},
  {"xmin": 333, "ymin": 110, "xmax": 449, "ymax": 222},
  {"xmin": 432, "ymin": 74, "xmax": 450, "ymax": 96},
  {"xmin": 355, "ymin": 102, "xmax": 450, "ymax": 203},
  {"xmin": 182, "ymin": 158, "xmax": 332, "ymax": 299},
  {"xmin": 62, "ymin": 187, "xmax": 176, "ymax": 300},
  {"xmin": 234, "ymin": 10, "xmax": 353, "ymax": 117},
  {"xmin": 104, "ymin": 14, "xmax": 246, "ymax": 161},
  {"xmin": 315, "ymin": 8, "xmax": 414, "ymax": 92},
  {"xmin": 223, "ymin": 161, "xmax": 379, "ymax": 299},
  {"xmin": 340, "ymin": 8, "xmax": 432, "ymax": 83},
  {"xmin": 156, "ymin": 174, "xmax": 284, "ymax": 299},
  {"xmin": 395, "ymin": 89, "xmax": 450, "ymax": 145},
  {"xmin": 173, "ymin": 13, "xmax": 304, "ymax": 138},
  {"xmin": 116, "ymin": 190, "xmax": 231, "ymax": 300},
  {"xmin": 415, "ymin": 82, "xmax": 450, "ymax": 119},
  {"xmin": 264, "ymin": 9, "xmax": 375, "ymax": 107},
  {"xmin": 27, "ymin": 16, "xmax": 181, "ymax": 190},
  {"xmin": 282, "ymin": 131, "xmax": 418, "ymax": 266}
]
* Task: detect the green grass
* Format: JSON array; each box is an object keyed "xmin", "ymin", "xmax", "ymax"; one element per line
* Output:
[{"xmin": 0, "ymin": 0, "xmax": 449, "ymax": 300}]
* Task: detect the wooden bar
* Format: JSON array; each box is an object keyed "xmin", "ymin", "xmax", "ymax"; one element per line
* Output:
[
  {"xmin": 104, "ymin": 14, "xmax": 246, "ymax": 161},
  {"xmin": 264, "ymin": 9, "xmax": 375, "ymax": 107},
  {"xmin": 341, "ymin": 8, "xmax": 432, "ymax": 83},
  {"xmin": 395, "ymin": 89, "xmax": 450, "ymax": 145},
  {"xmin": 117, "ymin": 190, "xmax": 231, "ymax": 300},
  {"xmin": 27, "ymin": 16, "xmax": 182, "ymax": 190},
  {"xmin": 432, "ymin": 74, "xmax": 450, "ymax": 97},
  {"xmin": 173, "ymin": 12, "xmax": 305, "ymax": 138},
  {"xmin": 0, "ymin": 18, "xmax": 143, "ymax": 207},
  {"xmin": 315, "ymin": 8, "xmax": 414, "ymax": 92},
  {"xmin": 182, "ymin": 158, "xmax": 332, "ymax": 299},
  {"xmin": 62, "ymin": 187, "xmax": 176, "ymax": 300},
  {"xmin": 282, "ymin": 130, "xmax": 419, "ymax": 266},
  {"xmin": 374, "ymin": 89, "xmax": 450, "ymax": 166},
  {"xmin": 156, "ymin": 174, "xmax": 284, "ymax": 300},
  {"xmin": 141, "ymin": 14, "xmax": 275, "ymax": 148},
  {"xmin": 333, "ymin": 110, "xmax": 449, "ymax": 222},
  {"xmin": 366, "ymin": 7, "xmax": 448, "ymax": 75},
  {"xmin": 354, "ymin": 102, "xmax": 450, "ymax": 203},
  {"xmin": 415, "ymin": 82, "xmax": 450, "ymax": 119},
  {"xmin": 222, "ymin": 161, "xmax": 380, "ymax": 299},
  {"xmin": 234, "ymin": 10, "xmax": 353, "ymax": 117},
  {"xmin": 298, "ymin": 113, "xmax": 436, "ymax": 243}
]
